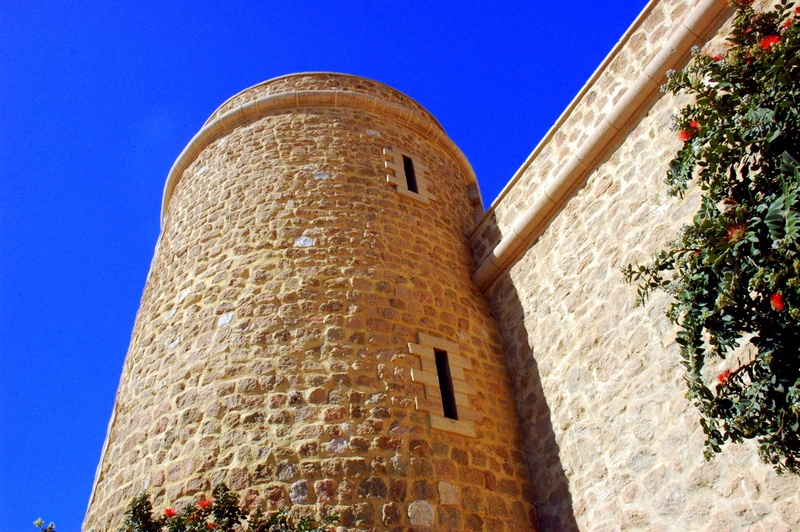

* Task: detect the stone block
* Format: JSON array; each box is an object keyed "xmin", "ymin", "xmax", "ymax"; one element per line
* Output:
[
  {"xmin": 438, "ymin": 482, "xmax": 459, "ymax": 505},
  {"xmin": 408, "ymin": 500, "xmax": 435, "ymax": 527}
]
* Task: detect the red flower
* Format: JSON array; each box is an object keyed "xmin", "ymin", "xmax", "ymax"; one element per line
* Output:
[
  {"xmin": 712, "ymin": 54, "xmax": 724, "ymax": 61},
  {"xmin": 796, "ymin": 7, "xmax": 800, "ymax": 14},
  {"xmin": 679, "ymin": 120, "xmax": 700, "ymax": 141},
  {"xmin": 761, "ymin": 35, "xmax": 780, "ymax": 52},
  {"xmin": 782, "ymin": 18, "xmax": 793, "ymax": 29},
  {"xmin": 198, "ymin": 499, "xmax": 213, "ymax": 509},
  {"xmin": 726, "ymin": 223, "xmax": 747, "ymax": 243},
  {"xmin": 207, "ymin": 524, "xmax": 217, "ymax": 530},
  {"xmin": 718, "ymin": 369, "xmax": 733, "ymax": 385},
  {"xmin": 165, "ymin": 508, "xmax": 177, "ymax": 518},
  {"xmin": 770, "ymin": 293, "xmax": 786, "ymax": 312}
]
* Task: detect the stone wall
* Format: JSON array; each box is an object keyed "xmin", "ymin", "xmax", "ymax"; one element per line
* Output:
[
  {"xmin": 472, "ymin": 0, "xmax": 800, "ymax": 530},
  {"xmin": 85, "ymin": 74, "xmax": 535, "ymax": 531},
  {"xmin": 87, "ymin": 2, "xmax": 800, "ymax": 530},
  {"xmin": 471, "ymin": 0, "xmax": 697, "ymax": 267}
]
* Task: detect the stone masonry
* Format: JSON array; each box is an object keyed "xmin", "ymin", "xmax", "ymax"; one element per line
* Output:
[
  {"xmin": 84, "ymin": 74, "xmax": 534, "ymax": 531},
  {"xmin": 87, "ymin": 1, "xmax": 800, "ymax": 531},
  {"xmin": 470, "ymin": 0, "xmax": 800, "ymax": 530}
]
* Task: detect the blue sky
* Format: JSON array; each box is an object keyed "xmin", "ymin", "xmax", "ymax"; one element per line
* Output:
[{"xmin": 0, "ymin": 1, "xmax": 647, "ymax": 530}]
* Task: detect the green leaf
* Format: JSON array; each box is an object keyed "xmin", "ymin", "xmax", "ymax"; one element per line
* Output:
[{"xmin": 765, "ymin": 195, "xmax": 786, "ymax": 242}]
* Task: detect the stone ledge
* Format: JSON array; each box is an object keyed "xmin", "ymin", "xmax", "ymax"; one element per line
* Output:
[
  {"xmin": 429, "ymin": 414, "xmax": 476, "ymax": 437},
  {"xmin": 471, "ymin": 0, "xmax": 731, "ymax": 291},
  {"xmin": 162, "ymin": 88, "xmax": 474, "ymax": 226},
  {"xmin": 417, "ymin": 332, "xmax": 460, "ymax": 354}
]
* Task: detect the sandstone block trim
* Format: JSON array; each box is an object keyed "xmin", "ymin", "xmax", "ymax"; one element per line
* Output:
[
  {"xmin": 383, "ymin": 147, "xmax": 437, "ymax": 204},
  {"xmin": 471, "ymin": 0, "xmax": 731, "ymax": 290},
  {"xmin": 206, "ymin": 73, "xmax": 443, "ymax": 127},
  {"xmin": 408, "ymin": 332, "xmax": 479, "ymax": 437},
  {"xmin": 162, "ymin": 83, "xmax": 479, "ymax": 227}
]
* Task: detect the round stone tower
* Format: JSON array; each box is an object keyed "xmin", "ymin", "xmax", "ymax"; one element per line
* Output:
[{"xmin": 84, "ymin": 73, "xmax": 535, "ymax": 531}]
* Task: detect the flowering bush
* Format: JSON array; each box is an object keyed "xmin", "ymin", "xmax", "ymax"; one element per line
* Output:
[
  {"xmin": 624, "ymin": 0, "xmax": 800, "ymax": 473},
  {"xmin": 120, "ymin": 483, "xmax": 337, "ymax": 532}
]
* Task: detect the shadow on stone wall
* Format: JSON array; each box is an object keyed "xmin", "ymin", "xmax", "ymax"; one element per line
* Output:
[
  {"xmin": 470, "ymin": 206, "xmax": 578, "ymax": 532},
  {"xmin": 472, "ymin": 205, "xmax": 578, "ymax": 530},
  {"xmin": 489, "ymin": 270, "xmax": 579, "ymax": 531}
]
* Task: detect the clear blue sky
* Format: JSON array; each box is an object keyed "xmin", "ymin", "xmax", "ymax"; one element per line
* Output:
[{"xmin": 0, "ymin": 1, "xmax": 647, "ymax": 530}]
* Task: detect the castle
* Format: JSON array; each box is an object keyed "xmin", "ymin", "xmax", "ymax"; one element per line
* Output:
[{"xmin": 85, "ymin": 0, "xmax": 800, "ymax": 530}]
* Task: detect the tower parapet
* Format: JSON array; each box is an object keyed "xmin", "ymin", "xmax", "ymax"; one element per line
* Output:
[{"xmin": 85, "ymin": 73, "xmax": 534, "ymax": 531}]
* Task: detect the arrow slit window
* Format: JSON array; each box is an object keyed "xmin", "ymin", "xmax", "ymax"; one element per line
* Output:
[
  {"xmin": 402, "ymin": 155, "xmax": 419, "ymax": 193},
  {"xmin": 434, "ymin": 349, "xmax": 458, "ymax": 420},
  {"xmin": 408, "ymin": 332, "xmax": 479, "ymax": 437},
  {"xmin": 383, "ymin": 147, "xmax": 437, "ymax": 204}
]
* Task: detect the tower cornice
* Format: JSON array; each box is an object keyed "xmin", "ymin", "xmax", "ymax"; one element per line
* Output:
[{"xmin": 161, "ymin": 74, "xmax": 478, "ymax": 227}]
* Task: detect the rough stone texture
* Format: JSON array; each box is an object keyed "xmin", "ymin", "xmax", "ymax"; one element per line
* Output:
[
  {"xmin": 206, "ymin": 73, "xmax": 439, "ymax": 128},
  {"xmin": 471, "ymin": 0, "xmax": 696, "ymax": 265},
  {"xmin": 408, "ymin": 500, "xmax": 434, "ymax": 527},
  {"xmin": 86, "ymin": 2, "xmax": 800, "ymax": 531},
  {"xmin": 472, "ymin": 0, "xmax": 800, "ymax": 530},
  {"xmin": 438, "ymin": 481, "xmax": 459, "ymax": 505},
  {"xmin": 84, "ymin": 74, "xmax": 534, "ymax": 531}
]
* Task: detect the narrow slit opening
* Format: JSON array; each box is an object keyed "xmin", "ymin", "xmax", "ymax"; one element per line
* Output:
[
  {"xmin": 402, "ymin": 155, "xmax": 419, "ymax": 193},
  {"xmin": 434, "ymin": 349, "xmax": 458, "ymax": 420}
]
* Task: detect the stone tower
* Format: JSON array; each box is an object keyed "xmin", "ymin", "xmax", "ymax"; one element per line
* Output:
[{"xmin": 84, "ymin": 73, "xmax": 535, "ymax": 531}]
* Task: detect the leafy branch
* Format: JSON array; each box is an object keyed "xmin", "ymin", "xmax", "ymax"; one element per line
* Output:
[
  {"xmin": 118, "ymin": 484, "xmax": 337, "ymax": 532},
  {"xmin": 624, "ymin": 0, "xmax": 800, "ymax": 474}
]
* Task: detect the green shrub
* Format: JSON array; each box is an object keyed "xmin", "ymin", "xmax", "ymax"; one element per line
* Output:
[
  {"xmin": 624, "ymin": 0, "xmax": 800, "ymax": 474},
  {"xmin": 119, "ymin": 484, "xmax": 337, "ymax": 532}
]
